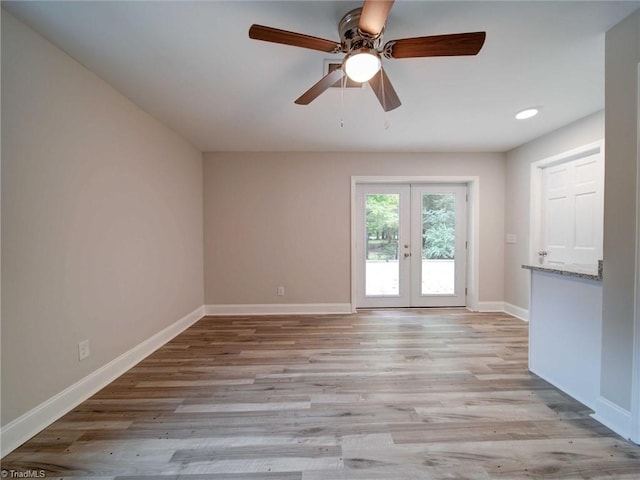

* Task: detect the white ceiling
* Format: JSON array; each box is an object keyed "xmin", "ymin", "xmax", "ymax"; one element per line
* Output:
[{"xmin": 4, "ymin": 1, "xmax": 639, "ymax": 153}]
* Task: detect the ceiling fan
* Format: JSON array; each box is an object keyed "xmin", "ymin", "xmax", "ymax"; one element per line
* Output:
[{"xmin": 248, "ymin": 0, "xmax": 486, "ymax": 112}]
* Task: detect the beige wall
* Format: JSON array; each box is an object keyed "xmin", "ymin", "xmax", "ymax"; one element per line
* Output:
[
  {"xmin": 601, "ymin": 10, "xmax": 639, "ymax": 411},
  {"xmin": 203, "ymin": 152, "xmax": 505, "ymax": 307},
  {"xmin": 1, "ymin": 11, "xmax": 204, "ymax": 425},
  {"xmin": 504, "ymin": 111, "xmax": 605, "ymax": 312}
]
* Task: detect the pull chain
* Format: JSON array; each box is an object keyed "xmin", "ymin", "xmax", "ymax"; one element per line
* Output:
[{"xmin": 340, "ymin": 69, "xmax": 346, "ymax": 128}]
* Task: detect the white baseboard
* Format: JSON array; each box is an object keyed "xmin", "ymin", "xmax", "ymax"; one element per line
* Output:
[
  {"xmin": 474, "ymin": 301, "xmax": 505, "ymax": 312},
  {"xmin": 592, "ymin": 396, "xmax": 632, "ymax": 441},
  {"xmin": 504, "ymin": 302, "xmax": 529, "ymax": 321},
  {"xmin": 0, "ymin": 306, "xmax": 205, "ymax": 458},
  {"xmin": 203, "ymin": 303, "xmax": 352, "ymax": 316}
]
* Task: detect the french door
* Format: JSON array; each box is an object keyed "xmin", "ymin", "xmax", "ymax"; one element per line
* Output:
[{"xmin": 355, "ymin": 183, "xmax": 467, "ymax": 308}]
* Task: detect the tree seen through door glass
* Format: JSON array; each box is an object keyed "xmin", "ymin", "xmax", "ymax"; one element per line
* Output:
[
  {"xmin": 365, "ymin": 194, "xmax": 399, "ymax": 296},
  {"xmin": 422, "ymin": 194, "xmax": 455, "ymax": 295}
]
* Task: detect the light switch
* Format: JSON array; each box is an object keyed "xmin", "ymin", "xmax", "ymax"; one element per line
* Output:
[{"xmin": 506, "ymin": 234, "xmax": 517, "ymax": 244}]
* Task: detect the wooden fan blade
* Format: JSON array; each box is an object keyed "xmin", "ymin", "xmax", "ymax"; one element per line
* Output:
[
  {"xmin": 359, "ymin": 0, "xmax": 395, "ymax": 36},
  {"xmin": 249, "ymin": 24, "xmax": 340, "ymax": 53},
  {"xmin": 295, "ymin": 68, "xmax": 345, "ymax": 105},
  {"xmin": 386, "ymin": 32, "xmax": 486, "ymax": 59},
  {"xmin": 368, "ymin": 67, "xmax": 401, "ymax": 112}
]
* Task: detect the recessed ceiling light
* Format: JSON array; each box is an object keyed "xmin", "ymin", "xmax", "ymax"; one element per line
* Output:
[{"xmin": 515, "ymin": 108, "xmax": 539, "ymax": 120}]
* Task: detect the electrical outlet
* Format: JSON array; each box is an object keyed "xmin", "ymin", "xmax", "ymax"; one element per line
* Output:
[
  {"xmin": 277, "ymin": 286, "xmax": 285, "ymax": 296},
  {"xmin": 78, "ymin": 339, "xmax": 90, "ymax": 361}
]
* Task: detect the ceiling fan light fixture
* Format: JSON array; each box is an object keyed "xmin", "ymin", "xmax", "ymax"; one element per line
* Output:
[{"xmin": 344, "ymin": 48, "xmax": 381, "ymax": 83}]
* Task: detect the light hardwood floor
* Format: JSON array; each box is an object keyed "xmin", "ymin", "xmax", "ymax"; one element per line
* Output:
[{"xmin": 2, "ymin": 309, "xmax": 640, "ymax": 479}]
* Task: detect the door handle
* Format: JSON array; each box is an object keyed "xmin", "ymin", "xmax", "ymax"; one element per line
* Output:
[{"xmin": 538, "ymin": 250, "xmax": 548, "ymax": 257}]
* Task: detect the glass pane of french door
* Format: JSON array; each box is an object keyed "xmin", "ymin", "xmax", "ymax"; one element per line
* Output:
[
  {"xmin": 365, "ymin": 193, "xmax": 400, "ymax": 296},
  {"xmin": 421, "ymin": 192, "xmax": 456, "ymax": 295}
]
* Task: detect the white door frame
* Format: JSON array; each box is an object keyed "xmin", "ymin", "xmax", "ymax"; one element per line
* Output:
[
  {"xmin": 529, "ymin": 140, "xmax": 604, "ymax": 265},
  {"xmin": 350, "ymin": 175, "xmax": 480, "ymax": 312}
]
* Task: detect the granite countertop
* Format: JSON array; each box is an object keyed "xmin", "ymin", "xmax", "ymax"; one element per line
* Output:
[{"xmin": 522, "ymin": 260, "xmax": 603, "ymax": 281}]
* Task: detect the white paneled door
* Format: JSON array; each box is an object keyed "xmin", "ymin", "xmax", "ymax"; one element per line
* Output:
[
  {"xmin": 355, "ymin": 183, "xmax": 467, "ymax": 308},
  {"xmin": 540, "ymin": 152, "xmax": 604, "ymax": 267}
]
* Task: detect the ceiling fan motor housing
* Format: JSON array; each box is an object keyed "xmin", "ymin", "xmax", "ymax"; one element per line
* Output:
[{"xmin": 338, "ymin": 8, "xmax": 384, "ymax": 53}]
